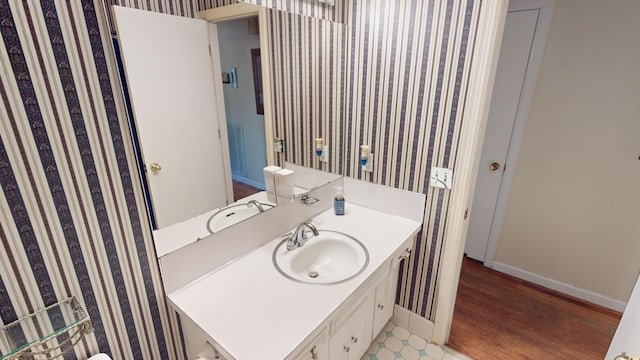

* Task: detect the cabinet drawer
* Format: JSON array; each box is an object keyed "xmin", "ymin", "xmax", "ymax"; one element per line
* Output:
[{"xmin": 391, "ymin": 237, "xmax": 414, "ymax": 269}]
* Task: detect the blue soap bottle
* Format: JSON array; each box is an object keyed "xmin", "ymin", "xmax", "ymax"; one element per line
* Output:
[{"xmin": 334, "ymin": 186, "xmax": 345, "ymax": 215}]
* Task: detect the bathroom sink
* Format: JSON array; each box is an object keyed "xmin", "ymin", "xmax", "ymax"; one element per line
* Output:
[
  {"xmin": 206, "ymin": 202, "xmax": 273, "ymax": 233},
  {"xmin": 272, "ymin": 230, "xmax": 369, "ymax": 284}
]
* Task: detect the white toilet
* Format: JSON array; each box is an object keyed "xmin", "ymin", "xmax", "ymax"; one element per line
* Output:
[{"xmin": 88, "ymin": 354, "xmax": 112, "ymax": 360}]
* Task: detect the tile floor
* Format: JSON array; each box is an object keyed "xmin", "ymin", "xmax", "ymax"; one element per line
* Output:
[{"xmin": 362, "ymin": 321, "xmax": 468, "ymax": 360}]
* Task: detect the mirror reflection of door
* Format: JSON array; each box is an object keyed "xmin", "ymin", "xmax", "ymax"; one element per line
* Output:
[
  {"xmin": 217, "ymin": 17, "xmax": 267, "ymax": 201},
  {"xmin": 112, "ymin": 6, "xmax": 230, "ymax": 229}
]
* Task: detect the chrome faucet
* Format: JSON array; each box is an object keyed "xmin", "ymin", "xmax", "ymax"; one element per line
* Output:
[
  {"xmin": 286, "ymin": 221, "xmax": 319, "ymax": 250},
  {"xmin": 247, "ymin": 200, "xmax": 265, "ymax": 212}
]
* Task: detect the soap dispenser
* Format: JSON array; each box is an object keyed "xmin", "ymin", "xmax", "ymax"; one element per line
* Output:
[{"xmin": 334, "ymin": 186, "xmax": 345, "ymax": 215}]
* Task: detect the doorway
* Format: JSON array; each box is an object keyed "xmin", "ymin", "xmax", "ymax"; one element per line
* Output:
[
  {"xmin": 464, "ymin": 1, "xmax": 547, "ymax": 265},
  {"xmin": 216, "ymin": 16, "xmax": 267, "ymax": 200},
  {"xmin": 199, "ymin": 4, "xmax": 275, "ymax": 203},
  {"xmin": 450, "ymin": 2, "xmax": 632, "ymax": 359}
]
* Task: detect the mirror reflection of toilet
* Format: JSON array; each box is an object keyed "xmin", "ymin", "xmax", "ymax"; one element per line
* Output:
[{"xmin": 88, "ymin": 354, "xmax": 112, "ymax": 360}]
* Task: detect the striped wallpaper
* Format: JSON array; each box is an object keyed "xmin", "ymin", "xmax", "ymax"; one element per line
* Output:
[
  {"xmin": 268, "ymin": 8, "xmax": 348, "ymax": 174},
  {"xmin": 269, "ymin": 0, "xmax": 483, "ymax": 319},
  {"xmin": 0, "ymin": 0, "xmax": 182, "ymax": 358},
  {"xmin": 0, "ymin": 0, "xmax": 483, "ymax": 359}
]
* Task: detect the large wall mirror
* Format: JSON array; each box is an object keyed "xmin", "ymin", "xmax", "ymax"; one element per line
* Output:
[{"xmin": 109, "ymin": 3, "xmax": 347, "ymax": 256}]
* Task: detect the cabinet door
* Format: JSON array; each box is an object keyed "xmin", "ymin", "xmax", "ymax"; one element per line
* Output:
[
  {"xmin": 293, "ymin": 334, "xmax": 329, "ymax": 360},
  {"xmin": 329, "ymin": 295, "xmax": 374, "ymax": 360},
  {"xmin": 328, "ymin": 319, "xmax": 350, "ymax": 360},
  {"xmin": 373, "ymin": 266, "xmax": 400, "ymax": 337},
  {"xmin": 348, "ymin": 295, "xmax": 374, "ymax": 358}
]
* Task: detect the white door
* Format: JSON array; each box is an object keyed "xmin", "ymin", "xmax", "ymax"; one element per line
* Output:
[
  {"xmin": 464, "ymin": 7, "xmax": 541, "ymax": 261},
  {"xmin": 113, "ymin": 6, "xmax": 230, "ymax": 229},
  {"xmin": 606, "ymin": 273, "xmax": 640, "ymax": 359}
]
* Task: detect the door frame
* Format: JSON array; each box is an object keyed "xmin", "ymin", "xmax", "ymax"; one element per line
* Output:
[
  {"xmin": 198, "ymin": 3, "xmax": 275, "ymax": 170},
  {"xmin": 481, "ymin": 0, "xmax": 555, "ymax": 267},
  {"xmin": 431, "ymin": 0, "xmax": 555, "ymax": 345}
]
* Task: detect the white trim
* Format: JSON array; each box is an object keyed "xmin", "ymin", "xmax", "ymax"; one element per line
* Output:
[
  {"xmin": 206, "ymin": 24, "xmax": 235, "ymax": 205},
  {"xmin": 442, "ymin": 346, "xmax": 474, "ymax": 360},
  {"xmin": 198, "ymin": 3, "xmax": 275, "ymax": 168},
  {"xmin": 231, "ymin": 174, "xmax": 266, "ymax": 190},
  {"xmin": 431, "ymin": 0, "xmax": 509, "ymax": 345},
  {"xmin": 483, "ymin": 0, "xmax": 555, "ymax": 267},
  {"xmin": 491, "ymin": 261, "xmax": 627, "ymax": 312},
  {"xmin": 393, "ymin": 305, "xmax": 435, "ymax": 342}
]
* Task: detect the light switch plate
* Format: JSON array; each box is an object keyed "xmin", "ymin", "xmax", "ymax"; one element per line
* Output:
[{"xmin": 430, "ymin": 167, "xmax": 453, "ymax": 189}]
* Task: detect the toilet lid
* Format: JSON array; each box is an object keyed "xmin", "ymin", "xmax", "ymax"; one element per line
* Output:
[{"xmin": 88, "ymin": 354, "xmax": 112, "ymax": 360}]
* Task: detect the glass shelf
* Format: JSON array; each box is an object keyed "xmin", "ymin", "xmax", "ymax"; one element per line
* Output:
[{"xmin": 0, "ymin": 297, "xmax": 92, "ymax": 360}]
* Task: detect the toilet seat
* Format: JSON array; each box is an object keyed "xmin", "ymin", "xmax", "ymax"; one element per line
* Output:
[{"xmin": 88, "ymin": 354, "xmax": 112, "ymax": 360}]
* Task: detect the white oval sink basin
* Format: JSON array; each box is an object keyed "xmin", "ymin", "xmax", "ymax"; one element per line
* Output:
[
  {"xmin": 272, "ymin": 230, "xmax": 369, "ymax": 284},
  {"xmin": 207, "ymin": 202, "xmax": 273, "ymax": 233}
]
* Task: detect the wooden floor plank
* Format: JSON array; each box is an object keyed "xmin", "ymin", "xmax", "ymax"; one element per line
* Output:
[
  {"xmin": 447, "ymin": 257, "xmax": 621, "ymax": 359},
  {"xmin": 232, "ymin": 180, "xmax": 261, "ymax": 201}
]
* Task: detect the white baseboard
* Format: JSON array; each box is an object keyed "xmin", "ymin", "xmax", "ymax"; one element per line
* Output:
[
  {"xmin": 231, "ymin": 174, "xmax": 265, "ymax": 190},
  {"xmin": 491, "ymin": 261, "xmax": 626, "ymax": 312},
  {"xmin": 393, "ymin": 305, "xmax": 435, "ymax": 342}
]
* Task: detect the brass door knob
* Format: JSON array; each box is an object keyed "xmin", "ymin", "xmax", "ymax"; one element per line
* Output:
[
  {"xmin": 149, "ymin": 163, "xmax": 162, "ymax": 172},
  {"xmin": 489, "ymin": 162, "xmax": 501, "ymax": 171}
]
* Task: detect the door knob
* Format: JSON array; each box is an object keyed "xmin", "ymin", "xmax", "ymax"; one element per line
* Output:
[
  {"xmin": 149, "ymin": 163, "xmax": 162, "ymax": 172},
  {"xmin": 615, "ymin": 353, "xmax": 635, "ymax": 360},
  {"xmin": 489, "ymin": 162, "xmax": 501, "ymax": 171}
]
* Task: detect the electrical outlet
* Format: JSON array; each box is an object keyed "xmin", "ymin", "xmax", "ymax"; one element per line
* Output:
[{"xmin": 430, "ymin": 167, "xmax": 453, "ymax": 189}]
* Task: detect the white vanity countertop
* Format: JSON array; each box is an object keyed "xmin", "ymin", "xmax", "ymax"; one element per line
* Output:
[{"xmin": 168, "ymin": 203, "xmax": 421, "ymax": 360}]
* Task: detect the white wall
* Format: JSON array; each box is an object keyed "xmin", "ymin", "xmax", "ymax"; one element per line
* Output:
[
  {"xmin": 495, "ymin": 0, "xmax": 640, "ymax": 303},
  {"xmin": 217, "ymin": 17, "xmax": 266, "ymax": 188}
]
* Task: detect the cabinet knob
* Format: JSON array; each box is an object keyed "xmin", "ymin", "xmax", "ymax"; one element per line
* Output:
[
  {"xmin": 310, "ymin": 345, "xmax": 318, "ymax": 360},
  {"xmin": 351, "ymin": 336, "xmax": 358, "ymax": 343},
  {"xmin": 343, "ymin": 345, "xmax": 350, "ymax": 352},
  {"xmin": 378, "ymin": 304, "xmax": 384, "ymax": 310}
]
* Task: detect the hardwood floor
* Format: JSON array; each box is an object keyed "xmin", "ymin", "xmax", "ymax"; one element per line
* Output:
[
  {"xmin": 447, "ymin": 257, "xmax": 621, "ymax": 359},
  {"xmin": 232, "ymin": 180, "xmax": 261, "ymax": 201}
]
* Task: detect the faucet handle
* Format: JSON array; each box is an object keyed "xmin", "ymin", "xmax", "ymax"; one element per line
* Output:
[{"xmin": 300, "ymin": 194, "xmax": 320, "ymax": 205}]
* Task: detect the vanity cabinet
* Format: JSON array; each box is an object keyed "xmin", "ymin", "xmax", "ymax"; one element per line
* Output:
[
  {"xmin": 293, "ymin": 330, "xmax": 329, "ymax": 360},
  {"xmin": 294, "ymin": 240, "xmax": 412, "ymax": 360},
  {"xmin": 168, "ymin": 202, "xmax": 423, "ymax": 360},
  {"xmin": 328, "ymin": 295, "xmax": 374, "ymax": 360}
]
